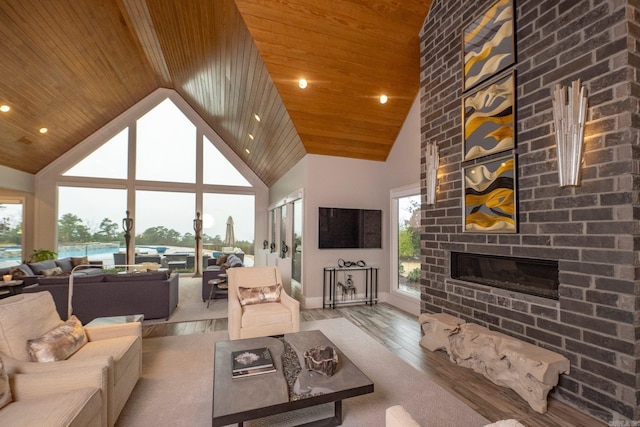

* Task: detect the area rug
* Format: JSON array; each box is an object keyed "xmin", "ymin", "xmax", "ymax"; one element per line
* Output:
[
  {"xmin": 116, "ymin": 318, "xmax": 489, "ymax": 426},
  {"xmin": 144, "ymin": 275, "xmax": 227, "ymax": 325}
]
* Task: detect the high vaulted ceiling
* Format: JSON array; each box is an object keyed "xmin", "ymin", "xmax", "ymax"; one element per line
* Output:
[{"xmin": 0, "ymin": 0, "xmax": 431, "ymax": 187}]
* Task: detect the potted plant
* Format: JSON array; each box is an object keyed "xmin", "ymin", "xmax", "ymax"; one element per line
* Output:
[{"xmin": 28, "ymin": 249, "xmax": 58, "ymax": 263}]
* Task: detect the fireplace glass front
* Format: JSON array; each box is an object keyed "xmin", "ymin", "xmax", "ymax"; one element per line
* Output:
[{"xmin": 450, "ymin": 252, "xmax": 559, "ymax": 300}]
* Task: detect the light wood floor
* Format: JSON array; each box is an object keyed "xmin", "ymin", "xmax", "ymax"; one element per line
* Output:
[{"xmin": 142, "ymin": 303, "xmax": 605, "ymax": 427}]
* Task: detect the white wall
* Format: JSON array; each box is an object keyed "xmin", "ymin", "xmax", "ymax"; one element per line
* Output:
[
  {"xmin": 383, "ymin": 95, "xmax": 422, "ymax": 315},
  {"xmin": 269, "ymin": 156, "xmax": 306, "ymax": 205},
  {"xmin": 0, "ymin": 166, "xmax": 34, "ymax": 193},
  {"xmin": 269, "ymin": 94, "xmax": 422, "ymax": 312}
]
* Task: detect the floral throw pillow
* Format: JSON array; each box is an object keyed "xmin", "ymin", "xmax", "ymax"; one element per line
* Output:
[
  {"xmin": 27, "ymin": 316, "xmax": 88, "ymax": 363},
  {"xmin": 42, "ymin": 266, "xmax": 64, "ymax": 276},
  {"xmin": 70, "ymin": 256, "xmax": 90, "ymax": 270},
  {"xmin": 237, "ymin": 284, "xmax": 282, "ymax": 306}
]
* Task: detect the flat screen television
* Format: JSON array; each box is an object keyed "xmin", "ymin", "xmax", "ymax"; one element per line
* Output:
[{"xmin": 318, "ymin": 207, "xmax": 382, "ymax": 249}]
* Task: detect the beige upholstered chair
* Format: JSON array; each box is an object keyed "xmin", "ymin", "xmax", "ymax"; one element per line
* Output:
[
  {"xmin": 0, "ymin": 292, "xmax": 142, "ymax": 426},
  {"xmin": 1, "ymin": 361, "xmax": 108, "ymax": 426},
  {"xmin": 227, "ymin": 266, "xmax": 300, "ymax": 340}
]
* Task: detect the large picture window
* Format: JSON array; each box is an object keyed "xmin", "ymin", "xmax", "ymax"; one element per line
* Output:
[
  {"xmin": 135, "ymin": 190, "xmax": 196, "ymax": 249},
  {"xmin": 63, "ymin": 128, "xmax": 128, "ymax": 179},
  {"xmin": 55, "ymin": 95, "xmax": 256, "ymax": 269},
  {"xmin": 136, "ymin": 98, "xmax": 196, "ymax": 183},
  {"xmin": 57, "ymin": 187, "xmax": 126, "ymax": 259},
  {"xmin": 203, "ymin": 193, "xmax": 255, "ymax": 256}
]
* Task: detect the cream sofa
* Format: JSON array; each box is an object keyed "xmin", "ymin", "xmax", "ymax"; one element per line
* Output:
[
  {"xmin": 1, "ymin": 361, "xmax": 108, "ymax": 426},
  {"xmin": 0, "ymin": 292, "xmax": 142, "ymax": 426},
  {"xmin": 227, "ymin": 266, "xmax": 300, "ymax": 340}
]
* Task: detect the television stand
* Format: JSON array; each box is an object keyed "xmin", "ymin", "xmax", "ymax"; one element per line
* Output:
[{"xmin": 323, "ymin": 266, "xmax": 378, "ymax": 308}]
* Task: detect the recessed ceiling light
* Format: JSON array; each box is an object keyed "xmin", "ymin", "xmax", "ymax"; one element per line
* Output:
[
  {"xmin": 248, "ymin": 133, "xmax": 255, "ymax": 140},
  {"xmin": 245, "ymin": 148, "xmax": 251, "ymax": 154},
  {"xmin": 298, "ymin": 78, "xmax": 308, "ymax": 89},
  {"xmin": 39, "ymin": 127, "xmax": 48, "ymax": 134},
  {"xmin": 379, "ymin": 95, "xmax": 388, "ymax": 104},
  {"xmin": 0, "ymin": 105, "xmax": 10, "ymax": 113},
  {"xmin": 254, "ymin": 113, "xmax": 261, "ymax": 122}
]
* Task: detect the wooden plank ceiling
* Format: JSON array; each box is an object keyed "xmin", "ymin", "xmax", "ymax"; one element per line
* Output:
[{"xmin": 0, "ymin": 0, "xmax": 431, "ymax": 187}]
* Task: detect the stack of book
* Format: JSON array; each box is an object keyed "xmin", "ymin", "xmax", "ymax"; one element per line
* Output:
[{"xmin": 231, "ymin": 347, "xmax": 276, "ymax": 378}]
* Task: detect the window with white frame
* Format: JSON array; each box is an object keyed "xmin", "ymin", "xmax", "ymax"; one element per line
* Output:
[
  {"xmin": 55, "ymin": 96, "xmax": 256, "ymax": 268},
  {"xmin": 0, "ymin": 200, "xmax": 24, "ymax": 267},
  {"xmin": 390, "ymin": 186, "xmax": 421, "ymax": 297}
]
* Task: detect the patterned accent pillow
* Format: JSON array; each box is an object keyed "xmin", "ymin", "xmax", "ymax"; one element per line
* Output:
[
  {"xmin": 237, "ymin": 284, "xmax": 282, "ymax": 306},
  {"xmin": 26, "ymin": 316, "xmax": 88, "ymax": 363},
  {"xmin": 0, "ymin": 355, "xmax": 11, "ymax": 410},
  {"xmin": 28, "ymin": 260, "xmax": 58, "ymax": 275},
  {"xmin": 70, "ymin": 256, "xmax": 90, "ymax": 270},
  {"xmin": 8, "ymin": 266, "xmax": 30, "ymax": 279},
  {"xmin": 55, "ymin": 257, "xmax": 74, "ymax": 273},
  {"xmin": 42, "ymin": 266, "xmax": 64, "ymax": 276}
]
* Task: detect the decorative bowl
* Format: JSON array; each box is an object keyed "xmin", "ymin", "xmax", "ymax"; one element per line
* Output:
[{"xmin": 304, "ymin": 345, "xmax": 339, "ymax": 376}]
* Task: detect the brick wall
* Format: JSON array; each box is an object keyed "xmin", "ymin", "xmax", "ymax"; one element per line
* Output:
[{"xmin": 419, "ymin": 0, "xmax": 639, "ymax": 423}]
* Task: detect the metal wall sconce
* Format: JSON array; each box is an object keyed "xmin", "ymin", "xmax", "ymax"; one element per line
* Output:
[
  {"xmin": 552, "ymin": 79, "xmax": 588, "ymax": 187},
  {"xmin": 425, "ymin": 141, "xmax": 439, "ymax": 205}
]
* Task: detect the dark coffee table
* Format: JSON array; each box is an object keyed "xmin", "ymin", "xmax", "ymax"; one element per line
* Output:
[{"xmin": 212, "ymin": 330, "xmax": 374, "ymax": 426}]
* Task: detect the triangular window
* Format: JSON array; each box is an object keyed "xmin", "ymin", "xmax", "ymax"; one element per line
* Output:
[
  {"xmin": 203, "ymin": 136, "xmax": 250, "ymax": 187},
  {"xmin": 136, "ymin": 98, "xmax": 196, "ymax": 183},
  {"xmin": 63, "ymin": 128, "xmax": 128, "ymax": 179}
]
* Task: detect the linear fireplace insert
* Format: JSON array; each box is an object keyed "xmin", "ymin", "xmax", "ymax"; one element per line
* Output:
[{"xmin": 450, "ymin": 252, "xmax": 559, "ymax": 300}]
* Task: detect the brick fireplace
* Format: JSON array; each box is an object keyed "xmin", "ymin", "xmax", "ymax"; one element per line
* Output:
[{"xmin": 419, "ymin": 0, "xmax": 639, "ymax": 424}]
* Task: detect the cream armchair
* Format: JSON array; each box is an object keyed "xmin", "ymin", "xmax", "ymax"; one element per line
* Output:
[
  {"xmin": 0, "ymin": 292, "xmax": 141, "ymax": 426},
  {"xmin": 227, "ymin": 266, "xmax": 300, "ymax": 340},
  {"xmin": 2, "ymin": 361, "xmax": 108, "ymax": 426}
]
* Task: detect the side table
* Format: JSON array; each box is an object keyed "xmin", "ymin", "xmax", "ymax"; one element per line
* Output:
[
  {"xmin": 207, "ymin": 277, "xmax": 228, "ymax": 308},
  {"xmin": 0, "ymin": 280, "xmax": 25, "ymax": 299},
  {"xmin": 85, "ymin": 314, "xmax": 144, "ymax": 327}
]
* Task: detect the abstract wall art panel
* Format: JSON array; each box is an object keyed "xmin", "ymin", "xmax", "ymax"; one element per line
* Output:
[
  {"xmin": 463, "ymin": 71, "xmax": 515, "ymax": 161},
  {"xmin": 464, "ymin": 155, "xmax": 516, "ymax": 233},
  {"xmin": 463, "ymin": 0, "xmax": 514, "ymax": 92}
]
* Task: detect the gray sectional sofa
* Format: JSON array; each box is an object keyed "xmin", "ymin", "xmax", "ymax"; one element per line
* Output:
[
  {"xmin": 0, "ymin": 257, "xmax": 104, "ymax": 287},
  {"xmin": 23, "ymin": 270, "xmax": 179, "ymax": 323}
]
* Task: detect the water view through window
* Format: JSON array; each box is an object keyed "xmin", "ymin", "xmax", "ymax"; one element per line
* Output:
[{"xmin": 0, "ymin": 202, "xmax": 23, "ymax": 267}]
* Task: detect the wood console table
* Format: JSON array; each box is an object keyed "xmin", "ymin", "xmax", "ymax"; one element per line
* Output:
[{"xmin": 323, "ymin": 266, "xmax": 378, "ymax": 308}]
